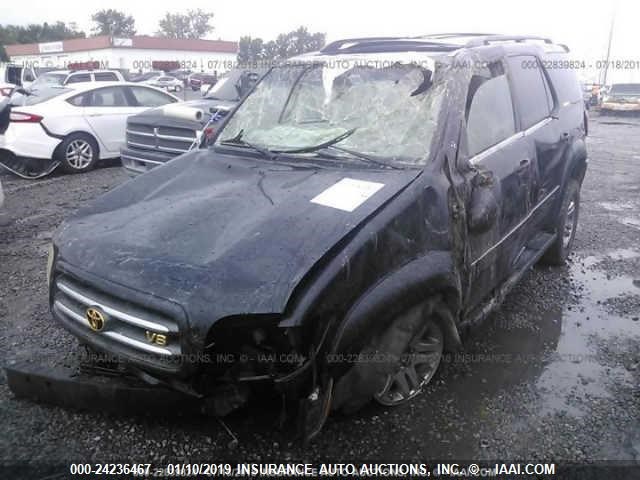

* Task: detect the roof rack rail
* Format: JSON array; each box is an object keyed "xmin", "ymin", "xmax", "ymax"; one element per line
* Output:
[
  {"xmin": 320, "ymin": 38, "xmax": 460, "ymax": 54},
  {"xmin": 463, "ymin": 34, "xmax": 570, "ymax": 52},
  {"xmin": 414, "ymin": 33, "xmax": 498, "ymax": 39},
  {"xmin": 321, "ymin": 37, "xmax": 403, "ymax": 54}
]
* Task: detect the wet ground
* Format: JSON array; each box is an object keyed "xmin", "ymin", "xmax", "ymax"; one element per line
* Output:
[{"xmin": 0, "ymin": 114, "xmax": 639, "ymax": 470}]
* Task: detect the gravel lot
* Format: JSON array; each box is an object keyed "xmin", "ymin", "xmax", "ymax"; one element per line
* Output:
[{"xmin": 0, "ymin": 114, "xmax": 639, "ymax": 474}]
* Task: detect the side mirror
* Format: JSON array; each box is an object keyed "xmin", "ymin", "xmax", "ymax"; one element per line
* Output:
[{"xmin": 468, "ymin": 171, "xmax": 498, "ymax": 233}]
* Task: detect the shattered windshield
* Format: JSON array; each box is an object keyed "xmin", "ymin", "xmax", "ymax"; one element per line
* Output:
[{"xmin": 215, "ymin": 60, "xmax": 444, "ymax": 166}]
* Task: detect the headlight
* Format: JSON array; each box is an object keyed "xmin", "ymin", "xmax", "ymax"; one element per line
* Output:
[{"xmin": 46, "ymin": 244, "xmax": 55, "ymax": 286}]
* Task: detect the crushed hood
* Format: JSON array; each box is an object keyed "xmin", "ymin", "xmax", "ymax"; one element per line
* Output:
[{"xmin": 55, "ymin": 150, "xmax": 419, "ymax": 330}]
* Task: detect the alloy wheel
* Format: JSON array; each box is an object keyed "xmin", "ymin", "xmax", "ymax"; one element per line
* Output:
[
  {"xmin": 65, "ymin": 140, "xmax": 93, "ymax": 169},
  {"xmin": 374, "ymin": 320, "xmax": 444, "ymax": 406}
]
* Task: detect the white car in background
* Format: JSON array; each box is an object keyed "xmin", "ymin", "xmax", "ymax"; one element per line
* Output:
[
  {"xmin": 144, "ymin": 75, "xmax": 183, "ymax": 92},
  {"xmin": 27, "ymin": 70, "xmax": 125, "ymax": 90},
  {"xmin": 0, "ymin": 64, "xmax": 38, "ymax": 96},
  {"xmin": 0, "ymin": 82, "xmax": 178, "ymax": 173}
]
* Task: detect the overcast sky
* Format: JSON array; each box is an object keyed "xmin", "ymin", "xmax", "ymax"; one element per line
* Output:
[{"xmin": 2, "ymin": 0, "xmax": 639, "ymax": 80}]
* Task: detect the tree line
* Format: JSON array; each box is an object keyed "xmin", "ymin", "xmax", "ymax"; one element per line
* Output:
[{"xmin": 0, "ymin": 10, "xmax": 325, "ymax": 63}]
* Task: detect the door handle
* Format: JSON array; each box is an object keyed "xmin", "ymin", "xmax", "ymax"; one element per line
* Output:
[
  {"xmin": 518, "ymin": 159, "xmax": 530, "ymax": 169},
  {"xmin": 561, "ymin": 132, "xmax": 570, "ymax": 142}
]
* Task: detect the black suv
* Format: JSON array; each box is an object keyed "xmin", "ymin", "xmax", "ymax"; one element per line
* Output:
[{"xmin": 48, "ymin": 34, "xmax": 587, "ymax": 438}]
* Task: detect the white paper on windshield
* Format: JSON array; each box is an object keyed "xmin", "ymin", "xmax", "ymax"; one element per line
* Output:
[{"xmin": 311, "ymin": 178, "xmax": 385, "ymax": 212}]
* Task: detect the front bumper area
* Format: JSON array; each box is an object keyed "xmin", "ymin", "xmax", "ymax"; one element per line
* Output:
[
  {"xmin": 120, "ymin": 147, "xmax": 178, "ymax": 175},
  {"xmin": 50, "ymin": 261, "xmax": 189, "ymax": 377}
]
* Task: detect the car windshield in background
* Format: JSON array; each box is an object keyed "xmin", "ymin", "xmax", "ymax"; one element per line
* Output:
[
  {"xmin": 29, "ymin": 73, "xmax": 67, "ymax": 89},
  {"xmin": 204, "ymin": 75, "xmax": 238, "ymax": 101},
  {"xmin": 609, "ymin": 84, "xmax": 640, "ymax": 96},
  {"xmin": 215, "ymin": 61, "xmax": 443, "ymax": 166},
  {"xmin": 11, "ymin": 87, "xmax": 70, "ymax": 106}
]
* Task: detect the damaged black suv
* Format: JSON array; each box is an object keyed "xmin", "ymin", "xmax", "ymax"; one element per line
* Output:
[{"xmin": 48, "ymin": 34, "xmax": 587, "ymax": 438}]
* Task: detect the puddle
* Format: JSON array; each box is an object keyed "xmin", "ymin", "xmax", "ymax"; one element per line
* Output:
[
  {"xmin": 598, "ymin": 201, "xmax": 635, "ymax": 212},
  {"xmin": 620, "ymin": 217, "xmax": 640, "ymax": 230},
  {"xmin": 536, "ymin": 250, "xmax": 640, "ymax": 417}
]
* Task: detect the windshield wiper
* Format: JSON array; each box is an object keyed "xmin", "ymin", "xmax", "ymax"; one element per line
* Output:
[
  {"xmin": 276, "ymin": 128, "xmax": 357, "ymax": 154},
  {"xmin": 219, "ymin": 130, "xmax": 277, "ymax": 160},
  {"xmin": 318, "ymin": 145, "xmax": 403, "ymax": 170}
]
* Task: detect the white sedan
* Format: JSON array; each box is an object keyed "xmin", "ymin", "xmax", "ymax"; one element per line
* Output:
[
  {"xmin": 145, "ymin": 75, "xmax": 183, "ymax": 93},
  {"xmin": 0, "ymin": 82, "xmax": 179, "ymax": 173}
]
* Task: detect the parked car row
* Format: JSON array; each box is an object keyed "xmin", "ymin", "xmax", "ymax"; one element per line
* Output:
[{"xmin": 0, "ymin": 83, "xmax": 178, "ymax": 176}]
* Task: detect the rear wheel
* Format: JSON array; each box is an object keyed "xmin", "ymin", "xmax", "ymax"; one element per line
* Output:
[
  {"xmin": 540, "ymin": 179, "xmax": 580, "ymax": 265},
  {"xmin": 57, "ymin": 133, "xmax": 99, "ymax": 173}
]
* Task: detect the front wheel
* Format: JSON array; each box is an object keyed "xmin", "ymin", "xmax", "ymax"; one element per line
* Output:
[
  {"xmin": 331, "ymin": 301, "xmax": 446, "ymax": 414},
  {"xmin": 540, "ymin": 179, "xmax": 580, "ymax": 265},
  {"xmin": 374, "ymin": 320, "xmax": 443, "ymax": 406}
]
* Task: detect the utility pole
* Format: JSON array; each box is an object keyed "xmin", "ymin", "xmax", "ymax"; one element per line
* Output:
[{"xmin": 601, "ymin": 2, "xmax": 617, "ymax": 85}]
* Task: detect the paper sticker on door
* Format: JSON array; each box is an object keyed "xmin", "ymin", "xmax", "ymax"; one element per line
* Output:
[{"xmin": 311, "ymin": 178, "xmax": 385, "ymax": 212}]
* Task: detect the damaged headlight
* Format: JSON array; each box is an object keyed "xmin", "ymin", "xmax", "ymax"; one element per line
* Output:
[{"xmin": 46, "ymin": 243, "xmax": 55, "ymax": 287}]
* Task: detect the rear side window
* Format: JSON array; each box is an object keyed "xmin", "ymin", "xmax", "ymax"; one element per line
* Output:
[
  {"xmin": 94, "ymin": 72, "xmax": 118, "ymax": 81},
  {"xmin": 466, "ymin": 64, "xmax": 516, "ymax": 156},
  {"xmin": 87, "ymin": 87, "xmax": 129, "ymax": 107},
  {"xmin": 545, "ymin": 54, "xmax": 582, "ymax": 104},
  {"xmin": 67, "ymin": 92, "xmax": 88, "ymax": 106},
  {"xmin": 506, "ymin": 56, "xmax": 551, "ymax": 129},
  {"xmin": 129, "ymin": 86, "xmax": 177, "ymax": 107},
  {"xmin": 66, "ymin": 73, "xmax": 91, "ymax": 84}
]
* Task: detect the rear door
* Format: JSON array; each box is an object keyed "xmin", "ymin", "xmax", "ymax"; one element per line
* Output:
[
  {"xmin": 505, "ymin": 55, "xmax": 565, "ymax": 232},
  {"xmin": 82, "ymin": 86, "xmax": 140, "ymax": 153},
  {"xmin": 463, "ymin": 60, "xmax": 533, "ymax": 308}
]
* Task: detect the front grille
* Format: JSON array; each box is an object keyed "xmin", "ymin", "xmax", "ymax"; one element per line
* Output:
[
  {"xmin": 127, "ymin": 122, "xmax": 197, "ymax": 155},
  {"xmin": 52, "ymin": 275, "xmax": 181, "ymax": 361}
]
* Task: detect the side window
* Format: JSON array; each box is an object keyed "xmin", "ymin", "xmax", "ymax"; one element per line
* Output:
[
  {"xmin": 87, "ymin": 87, "xmax": 130, "ymax": 107},
  {"xmin": 506, "ymin": 56, "xmax": 551, "ymax": 129},
  {"xmin": 67, "ymin": 93, "xmax": 89, "ymax": 106},
  {"xmin": 94, "ymin": 72, "xmax": 118, "ymax": 81},
  {"xmin": 129, "ymin": 86, "xmax": 177, "ymax": 107},
  {"xmin": 66, "ymin": 73, "xmax": 91, "ymax": 84},
  {"xmin": 545, "ymin": 54, "xmax": 583, "ymax": 104},
  {"xmin": 23, "ymin": 69, "xmax": 36, "ymax": 82},
  {"xmin": 466, "ymin": 63, "xmax": 516, "ymax": 156}
]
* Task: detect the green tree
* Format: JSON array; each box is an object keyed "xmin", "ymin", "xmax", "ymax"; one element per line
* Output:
[
  {"xmin": 91, "ymin": 9, "xmax": 136, "ymax": 36},
  {"xmin": 0, "ymin": 21, "xmax": 85, "ymax": 61},
  {"xmin": 156, "ymin": 9, "xmax": 214, "ymax": 39},
  {"xmin": 237, "ymin": 27, "xmax": 325, "ymax": 64}
]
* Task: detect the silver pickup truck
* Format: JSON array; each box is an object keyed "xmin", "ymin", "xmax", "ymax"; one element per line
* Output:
[{"xmin": 121, "ymin": 68, "xmax": 265, "ymax": 175}]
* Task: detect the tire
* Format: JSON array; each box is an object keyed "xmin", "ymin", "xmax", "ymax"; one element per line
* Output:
[
  {"xmin": 540, "ymin": 179, "xmax": 580, "ymax": 265},
  {"xmin": 57, "ymin": 133, "xmax": 99, "ymax": 174},
  {"xmin": 331, "ymin": 301, "xmax": 445, "ymax": 414}
]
